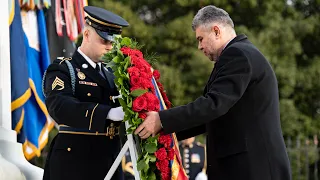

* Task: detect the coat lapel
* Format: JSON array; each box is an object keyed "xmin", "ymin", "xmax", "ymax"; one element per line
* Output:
[{"xmin": 73, "ymin": 51, "xmax": 110, "ymax": 89}]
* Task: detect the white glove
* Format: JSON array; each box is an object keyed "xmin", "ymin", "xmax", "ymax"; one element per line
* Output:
[
  {"xmin": 107, "ymin": 107, "xmax": 124, "ymax": 121},
  {"xmin": 195, "ymin": 172, "xmax": 207, "ymax": 180}
]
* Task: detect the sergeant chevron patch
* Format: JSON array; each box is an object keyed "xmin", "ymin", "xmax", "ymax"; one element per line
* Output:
[{"xmin": 52, "ymin": 77, "xmax": 65, "ymax": 90}]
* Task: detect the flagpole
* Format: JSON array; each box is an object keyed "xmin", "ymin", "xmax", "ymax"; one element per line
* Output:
[{"xmin": 0, "ymin": 1, "xmax": 43, "ymax": 179}]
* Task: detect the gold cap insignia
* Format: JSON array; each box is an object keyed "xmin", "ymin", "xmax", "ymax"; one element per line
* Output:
[
  {"xmin": 52, "ymin": 77, "xmax": 64, "ymax": 90},
  {"xmin": 77, "ymin": 72, "xmax": 86, "ymax": 80}
]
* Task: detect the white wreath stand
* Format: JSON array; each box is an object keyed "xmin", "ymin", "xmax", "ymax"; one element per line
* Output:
[{"xmin": 104, "ymin": 121, "xmax": 141, "ymax": 180}]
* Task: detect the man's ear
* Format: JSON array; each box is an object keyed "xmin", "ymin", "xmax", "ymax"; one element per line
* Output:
[
  {"xmin": 212, "ymin": 25, "xmax": 221, "ymax": 37},
  {"xmin": 83, "ymin": 29, "xmax": 90, "ymax": 42}
]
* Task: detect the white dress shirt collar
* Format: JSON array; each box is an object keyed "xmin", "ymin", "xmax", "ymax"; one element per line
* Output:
[{"xmin": 77, "ymin": 48, "xmax": 101, "ymax": 69}]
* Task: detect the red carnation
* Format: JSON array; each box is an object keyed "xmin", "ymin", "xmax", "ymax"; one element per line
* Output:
[
  {"xmin": 167, "ymin": 148, "xmax": 175, "ymax": 160},
  {"xmin": 130, "ymin": 76, "xmax": 141, "ymax": 87},
  {"xmin": 127, "ymin": 67, "xmax": 140, "ymax": 77},
  {"xmin": 132, "ymin": 96, "xmax": 147, "ymax": 112},
  {"xmin": 140, "ymin": 78, "xmax": 153, "ymax": 90},
  {"xmin": 143, "ymin": 93, "xmax": 160, "ymax": 111},
  {"xmin": 156, "ymin": 160, "xmax": 170, "ymax": 180},
  {"xmin": 161, "ymin": 171, "xmax": 170, "ymax": 180},
  {"xmin": 155, "ymin": 147, "xmax": 167, "ymax": 161},
  {"xmin": 165, "ymin": 100, "xmax": 171, "ymax": 109},
  {"xmin": 139, "ymin": 64, "xmax": 151, "ymax": 73},
  {"xmin": 132, "ymin": 49, "xmax": 143, "ymax": 58},
  {"xmin": 153, "ymin": 70, "xmax": 160, "ymax": 80},
  {"xmin": 130, "ymin": 55, "xmax": 142, "ymax": 66},
  {"xmin": 156, "ymin": 159, "xmax": 169, "ymax": 171},
  {"xmin": 158, "ymin": 135, "xmax": 172, "ymax": 148},
  {"xmin": 157, "ymin": 81, "xmax": 164, "ymax": 91},
  {"xmin": 130, "ymin": 86, "xmax": 140, "ymax": 92},
  {"xmin": 140, "ymin": 72, "xmax": 153, "ymax": 79},
  {"xmin": 120, "ymin": 47, "xmax": 132, "ymax": 55},
  {"xmin": 161, "ymin": 93, "xmax": 172, "ymax": 108},
  {"xmin": 149, "ymin": 86, "xmax": 156, "ymax": 94}
]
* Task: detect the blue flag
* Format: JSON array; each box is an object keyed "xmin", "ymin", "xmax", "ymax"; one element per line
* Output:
[
  {"xmin": 10, "ymin": 0, "xmax": 54, "ymax": 160},
  {"xmin": 10, "ymin": 0, "xmax": 31, "ymax": 136}
]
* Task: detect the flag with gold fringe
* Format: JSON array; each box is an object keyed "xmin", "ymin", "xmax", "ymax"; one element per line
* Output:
[{"xmin": 10, "ymin": 0, "xmax": 54, "ymax": 160}]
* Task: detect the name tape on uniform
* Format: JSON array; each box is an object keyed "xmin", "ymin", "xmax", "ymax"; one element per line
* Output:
[{"xmin": 79, "ymin": 81, "xmax": 98, "ymax": 86}]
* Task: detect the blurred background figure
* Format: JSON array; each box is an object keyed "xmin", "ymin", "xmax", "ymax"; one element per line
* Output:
[
  {"xmin": 179, "ymin": 137, "xmax": 207, "ymax": 180},
  {"xmin": 122, "ymin": 151, "xmax": 135, "ymax": 180}
]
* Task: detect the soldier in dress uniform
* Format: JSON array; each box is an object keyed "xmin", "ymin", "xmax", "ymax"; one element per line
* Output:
[
  {"xmin": 42, "ymin": 6, "xmax": 129, "ymax": 180},
  {"xmin": 179, "ymin": 137, "xmax": 207, "ymax": 180}
]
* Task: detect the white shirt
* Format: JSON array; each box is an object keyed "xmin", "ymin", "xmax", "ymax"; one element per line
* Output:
[{"xmin": 77, "ymin": 47, "xmax": 102, "ymax": 70}]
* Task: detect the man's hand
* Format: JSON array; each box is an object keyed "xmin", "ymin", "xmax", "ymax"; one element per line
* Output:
[
  {"xmin": 107, "ymin": 107, "xmax": 124, "ymax": 121},
  {"xmin": 134, "ymin": 111, "xmax": 162, "ymax": 139}
]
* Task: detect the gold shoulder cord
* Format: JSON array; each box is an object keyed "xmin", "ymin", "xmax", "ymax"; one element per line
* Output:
[{"xmin": 58, "ymin": 57, "xmax": 72, "ymax": 65}]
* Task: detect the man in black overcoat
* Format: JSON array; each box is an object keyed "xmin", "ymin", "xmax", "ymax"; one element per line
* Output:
[{"xmin": 134, "ymin": 5, "xmax": 292, "ymax": 180}]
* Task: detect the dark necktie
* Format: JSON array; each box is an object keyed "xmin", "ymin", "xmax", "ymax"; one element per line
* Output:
[
  {"xmin": 96, "ymin": 63, "xmax": 115, "ymax": 88},
  {"xmin": 95, "ymin": 64, "xmax": 106, "ymax": 79}
]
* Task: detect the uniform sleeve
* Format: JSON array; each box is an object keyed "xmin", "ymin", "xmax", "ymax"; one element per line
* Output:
[
  {"xmin": 44, "ymin": 60, "xmax": 112, "ymax": 132},
  {"xmin": 160, "ymin": 47, "xmax": 252, "ymax": 134}
]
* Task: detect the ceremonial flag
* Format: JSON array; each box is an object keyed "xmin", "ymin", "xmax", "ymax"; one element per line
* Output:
[
  {"xmin": 151, "ymin": 77, "xmax": 189, "ymax": 180},
  {"xmin": 10, "ymin": 0, "xmax": 54, "ymax": 160}
]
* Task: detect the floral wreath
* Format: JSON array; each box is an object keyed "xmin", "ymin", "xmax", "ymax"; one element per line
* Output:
[{"xmin": 103, "ymin": 37, "xmax": 177, "ymax": 180}]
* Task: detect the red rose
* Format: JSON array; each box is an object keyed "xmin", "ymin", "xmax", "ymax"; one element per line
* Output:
[
  {"xmin": 139, "ymin": 112, "xmax": 147, "ymax": 119},
  {"xmin": 167, "ymin": 148, "xmax": 175, "ymax": 160},
  {"xmin": 132, "ymin": 96, "xmax": 147, "ymax": 112},
  {"xmin": 158, "ymin": 135, "xmax": 172, "ymax": 148},
  {"xmin": 155, "ymin": 147, "xmax": 167, "ymax": 161},
  {"xmin": 130, "ymin": 76, "xmax": 141, "ymax": 87},
  {"xmin": 153, "ymin": 70, "xmax": 160, "ymax": 80},
  {"xmin": 127, "ymin": 67, "xmax": 140, "ymax": 77}
]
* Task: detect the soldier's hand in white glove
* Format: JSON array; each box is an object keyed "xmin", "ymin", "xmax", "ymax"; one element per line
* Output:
[{"xmin": 107, "ymin": 107, "xmax": 124, "ymax": 121}]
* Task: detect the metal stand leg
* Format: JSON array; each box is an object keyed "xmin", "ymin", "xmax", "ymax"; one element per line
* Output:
[{"xmin": 104, "ymin": 121, "xmax": 141, "ymax": 180}]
